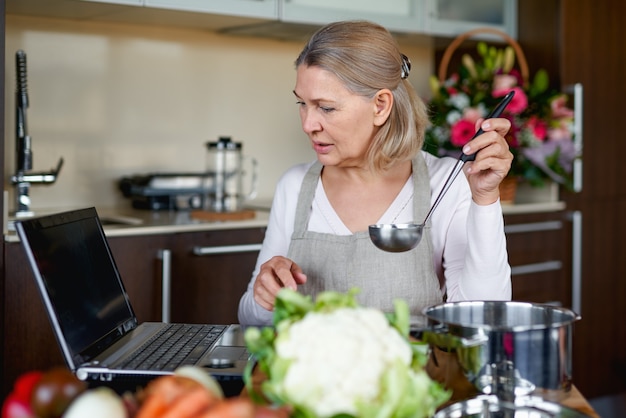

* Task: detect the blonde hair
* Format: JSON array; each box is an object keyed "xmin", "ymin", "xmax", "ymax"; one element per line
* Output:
[{"xmin": 295, "ymin": 20, "xmax": 429, "ymax": 172}]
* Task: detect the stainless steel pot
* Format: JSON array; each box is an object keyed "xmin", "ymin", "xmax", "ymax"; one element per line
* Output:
[
  {"xmin": 422, "ymin": 301, "xmax": 581, "ymax": 400},
  {"xmin": 434, "ymin": 394, "xmax": 591, "ymax": 417}
]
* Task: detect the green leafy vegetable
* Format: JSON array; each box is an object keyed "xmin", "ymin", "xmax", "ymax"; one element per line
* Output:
[{"xmin": 244, "ymin": 288, "xmax": 451, "ymax": 418}]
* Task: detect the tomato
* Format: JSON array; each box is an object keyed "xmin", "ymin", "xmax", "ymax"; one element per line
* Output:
[
  {"xmin": 30, "ymin": 367, "xmax": 87, "ymax": 418},
  {"xmin": 1, "ymin": 393, "xmax": 35, "ymax": 418},
  {"xmin": 12, "ymin": 372, "xmax": 44, "ymax": 404},
  {"xmin": 2, "ymin": 370, "xmax": 43, "ymax": 418}
]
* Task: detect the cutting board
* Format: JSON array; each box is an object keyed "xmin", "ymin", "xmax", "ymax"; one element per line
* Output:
[{"xmin": 190, "ymin": 209, "xmax": 256, "ymax": 222}]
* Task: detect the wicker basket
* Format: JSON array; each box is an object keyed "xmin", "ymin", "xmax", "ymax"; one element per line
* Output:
[
  {"xmin": 437, "ymin": 28, "xmax": 528, "ymax": 205},
  {"xmin": 437, "ymin": 27, "xmax": 530, "ymax": 87}
]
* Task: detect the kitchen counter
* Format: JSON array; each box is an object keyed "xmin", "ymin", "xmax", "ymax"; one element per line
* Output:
[
  {"xmin": 4, "ymin": 206, "xmax": 270, "ymax": 242},
  {"xmin": 4, "ymin": 200, "xmax": 567, "ymax": 243}
]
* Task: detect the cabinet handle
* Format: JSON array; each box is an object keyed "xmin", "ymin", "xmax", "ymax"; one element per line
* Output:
[
  {"xmin": 504, "ymin": 221, "xmax": 563, "ymax": 234},
  {"xmin": 571, "ymin": 210, "xmax": 583, "ymax": 315},
  {"xmin": 159, "ymin": 249, "xmax": 172, "ymax": 323},
  {"xmin": 510, "ymin": 260, "xmax": 562, "ymax": 276},
  {"xmin": 192, "ymin": 243, "xmax": 263, "ymax": 256},
  {"xmin": 504, "ymin": 220, "xmax": 563, "ymax": 234},
  {"xmin": 565, "ymin": 83, "xmax": 583, "ymax": 193}
]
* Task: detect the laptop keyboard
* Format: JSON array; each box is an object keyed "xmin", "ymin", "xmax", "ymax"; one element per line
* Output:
[{"xmin": 120, "ymin": 323, "xmax": 227, "ymax": 371}]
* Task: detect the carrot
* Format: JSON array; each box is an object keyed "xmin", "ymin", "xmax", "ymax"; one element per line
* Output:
[
  {"xmin": 196, "ymin": 397, "xmax": 255, "ymax": 418},
  {"xmin": 136, "ymin": 377, "xmax": 181, "ymax": 418},
  {"xmin": 159, "ymin": 385, "xmax": 218, "ymax": 418},
  {"xmin": 136, "ymin": 375, "xmax": 204, "ymax": 418},
  {"xmin": 253, "ymin": 405, "xmax": 292, "ymax": 418}
]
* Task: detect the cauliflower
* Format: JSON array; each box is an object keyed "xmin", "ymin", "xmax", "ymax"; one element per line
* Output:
[{"xmin": 244, "ymin": 288, "xmax": 450, "ymax": 418}]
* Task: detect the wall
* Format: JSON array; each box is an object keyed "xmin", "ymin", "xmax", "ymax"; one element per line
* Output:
[{"xmin": 4, "ymin": 15, "xmax": 433, "ymax": 212}]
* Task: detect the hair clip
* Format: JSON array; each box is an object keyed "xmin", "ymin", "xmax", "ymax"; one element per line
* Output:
[{"xmin": 400, "ymin": 53, "xmax": 411, "ymax": 79}]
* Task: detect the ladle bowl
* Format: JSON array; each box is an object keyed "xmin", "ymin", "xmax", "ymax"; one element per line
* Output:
[{"xmin": 368, "ymin": 223, "xmax": 423, "ymax": 253}]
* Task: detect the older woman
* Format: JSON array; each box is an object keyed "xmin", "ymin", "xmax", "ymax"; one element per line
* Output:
[{"xmin": 238, "ymin": 20, "xmax": 512, "ymax": 326}]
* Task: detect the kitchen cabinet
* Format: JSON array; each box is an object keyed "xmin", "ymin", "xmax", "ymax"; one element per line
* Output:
[
  {"xmin": 516, "ymin": 0, "xmax": 626, "ymax": 400},
  {"xmin": 106, "ymin": 234, "xmax": 171, "ymax": 323},
  {"xmin": 0, "ymin": 226, "xmax": 264, "ymax": 399},
  {"xmin": 168, "ymin": 228, "xmax": 265, "ymax": 324},
  {"xmin": 504, "ymin": 210, "xmax": 573, "ymax": 307},
  {"xmin": 6, "ymin": 0, "xmax": 517, "ymax": 39},
  {"xmin": 280, "ymin": 0, "xmax": 423, "ymax": 34},
  {"xmin": 422, "ymin": 0, "xmax": 517, "ymax": 39},
  {"xmin": 6, "ymin": 0, "xmax": 276, "ymax": 32},
  {"xmin": 2, "ymin": 240, "xmax": 67, "ymax": 399},
  {"xmin": 143, "ymin": 0, "xmax": 278, "ymax": 19},
  {"xmin": 106, "ymin": 227, "xmax": 265, "ymax": 325},
  {"xmin": 83, "ymin": 0, "xmax": 142, "ymax": 5}
]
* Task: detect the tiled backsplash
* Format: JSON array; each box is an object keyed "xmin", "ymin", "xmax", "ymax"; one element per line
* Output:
[{"xmin": 4, "ymin": 15, "xmax": 433, "ymax": 213}]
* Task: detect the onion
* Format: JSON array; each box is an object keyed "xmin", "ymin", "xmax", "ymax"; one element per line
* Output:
[{"xmin": 63, "ymin": 387, "xmax": 126, "ymax": 418}]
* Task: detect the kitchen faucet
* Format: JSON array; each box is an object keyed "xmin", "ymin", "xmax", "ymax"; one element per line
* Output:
[{"xmin": 10, "ymin": 50, "xmax": 63, "ymax": 217}]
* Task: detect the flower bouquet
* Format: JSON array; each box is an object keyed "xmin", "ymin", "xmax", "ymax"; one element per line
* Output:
[{"xmin": 423, "ymin": 28, "xmax": 578, "ymax": 192}]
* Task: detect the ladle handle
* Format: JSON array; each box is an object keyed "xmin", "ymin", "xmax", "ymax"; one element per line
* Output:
[
  {"xmin": 460, "ymin": 90, "xmax": 516, "ymax": 162},
  {"xmin": 421, "ymin": 90, "xmax": 516, "ymax": 226}
]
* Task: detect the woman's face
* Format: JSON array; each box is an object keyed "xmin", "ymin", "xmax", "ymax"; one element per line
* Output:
[{"xmin": 294, "ymin": 65, "xmax": 380, "ymax": 168}]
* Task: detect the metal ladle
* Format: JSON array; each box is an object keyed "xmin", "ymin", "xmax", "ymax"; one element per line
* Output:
[{"xmin": 369, "ymin": 91, "xmax": 515, "ymax": 252}]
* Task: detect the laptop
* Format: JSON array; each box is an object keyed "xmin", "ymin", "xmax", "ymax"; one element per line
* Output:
[{"xmin": 15, "ymin": 207, "xmax": 251, "ymax": 396}]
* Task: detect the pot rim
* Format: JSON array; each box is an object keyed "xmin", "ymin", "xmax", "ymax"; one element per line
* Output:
[{"xmin": 422, "ymin": 300, "xmax": 581, "ymax": 332}]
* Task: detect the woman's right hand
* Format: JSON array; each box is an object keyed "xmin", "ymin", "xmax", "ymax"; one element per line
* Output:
[{"xmin": 253, "ymin": 256, "xmax": 307, "ymax": 311}]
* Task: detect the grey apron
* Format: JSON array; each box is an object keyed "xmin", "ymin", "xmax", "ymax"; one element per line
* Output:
[{"xmin": 287, "ymin": 154, "xmax": 443, "ymax": 316}]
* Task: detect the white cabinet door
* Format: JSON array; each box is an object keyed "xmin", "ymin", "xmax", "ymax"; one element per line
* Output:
[
  {"xmin": 144, "ymin": 0, "xmax": 278, "ymax": 19},
  {"xmin": 422, "ymin": 0, "xmax": 517, "ymax": 38},
  {"xmin": 281, "ymin": 0, "xmax": 424, "ymax": 33},
  {"xmin": 81, "ymin": 0, "xmax": 143, "ymax": 5}
]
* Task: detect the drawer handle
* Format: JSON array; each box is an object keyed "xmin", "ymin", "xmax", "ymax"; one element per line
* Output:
[
  {"xmin": 511, "ymin": 260, "xmax": 562, "ymax": 276},
  {"xmin": 159, "ymin": 249, "xmax": 172, "ymax": 323},
  {"xmin": 193, "ymin": 243, "xmax": 263, "ymax": 256},
  {"xmin": 504, "ymin": 221, "xmax": 563, "ymax": 234}
]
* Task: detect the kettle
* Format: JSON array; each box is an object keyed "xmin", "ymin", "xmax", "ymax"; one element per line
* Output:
[{"xmin": 205, "ymin": 136, "xmax": 258, "ymax": 212}]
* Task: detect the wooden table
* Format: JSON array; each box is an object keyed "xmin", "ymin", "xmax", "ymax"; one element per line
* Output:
[
  {"xmin": 244, "ymin": 353, "xmax": 598, "ymax": 417},
  {"xmin": 426, "ymin": 347, "xmax": 598, "ymax": 417}
]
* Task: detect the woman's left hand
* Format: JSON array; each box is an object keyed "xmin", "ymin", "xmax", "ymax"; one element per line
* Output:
[{"xmin": 461, "ymin": 117, "xmax": 513, "ymax": 205}]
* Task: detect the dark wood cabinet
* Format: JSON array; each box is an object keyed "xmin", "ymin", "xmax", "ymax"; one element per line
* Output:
[
  {"xmin": 2, "ymin": 241, "xmax": 67, "ymax": 394},
  {"xmin": 107, "ymin": 234, "xmax": 171, "ymax": 323},
  {"xmin": 504, "ymin": 210, "xmax": 573, "ymax": 306},
  {"xmin": 1, "ymin": 226, "xmax": 264, "ymax": 399},
  {"xmin": 169, "ymin": 228, "xmax": 265, "ymax": 324},
  {"xmin": 517, "ymin": 0, "xmax": 626, "ymax": 399}
]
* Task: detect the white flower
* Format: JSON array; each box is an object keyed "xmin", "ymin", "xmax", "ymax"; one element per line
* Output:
[
  {"xmin": 274, "ymin": 307, "xmax": 412, "ymax": 418},
  {"xmin": 446, "ymin": 92, "xmax": 470, "ymax": 110},
  {"xmin": 446, "ymin": 109, "xmax": 462, "ymax": 125}
]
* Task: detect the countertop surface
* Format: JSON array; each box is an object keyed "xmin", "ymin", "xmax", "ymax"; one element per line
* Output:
[
  {"xmin": 4, "ymin": 200, "xmax": 567, "ymax": 243},
  {"xmin": 4, "ymin": 206, "xmax": 271, "ymax": 242}
]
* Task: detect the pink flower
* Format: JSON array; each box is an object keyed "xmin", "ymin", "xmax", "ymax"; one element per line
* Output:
[
  {"xmin": 492, "ymin": 74, "xmax": 518, "ymax": 91},
  {"xmin": 551, "ymin": 95, "xmax": 574, "ymax": 119},
  {"xmin": 450, "ymin": 119, "xmax": 476, "ymax": 147},
  {"xmin": 462, "ymin": 107, "xmax": 483, "ymax": 125},
  {"xmin": 493, "ymin": 86, "xmax": 528, "ymax": 115},
  {"xmin": 547, "ymin": 119, "xmax": 572, "ymax": 142},
  {"xmin": 527, "ymin": 115, "xmax": 548, "ymax": 141}
]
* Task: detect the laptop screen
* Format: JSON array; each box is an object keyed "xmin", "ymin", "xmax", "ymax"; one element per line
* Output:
[{"xmin": 16, "ymin": 207, "xmax": 136, "ymax": 364}]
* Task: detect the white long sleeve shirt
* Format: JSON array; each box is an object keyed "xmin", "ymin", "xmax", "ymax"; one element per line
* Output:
[{"xmin": 238, "ymin": 151, "xmax": 511, "ymax": 326}]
